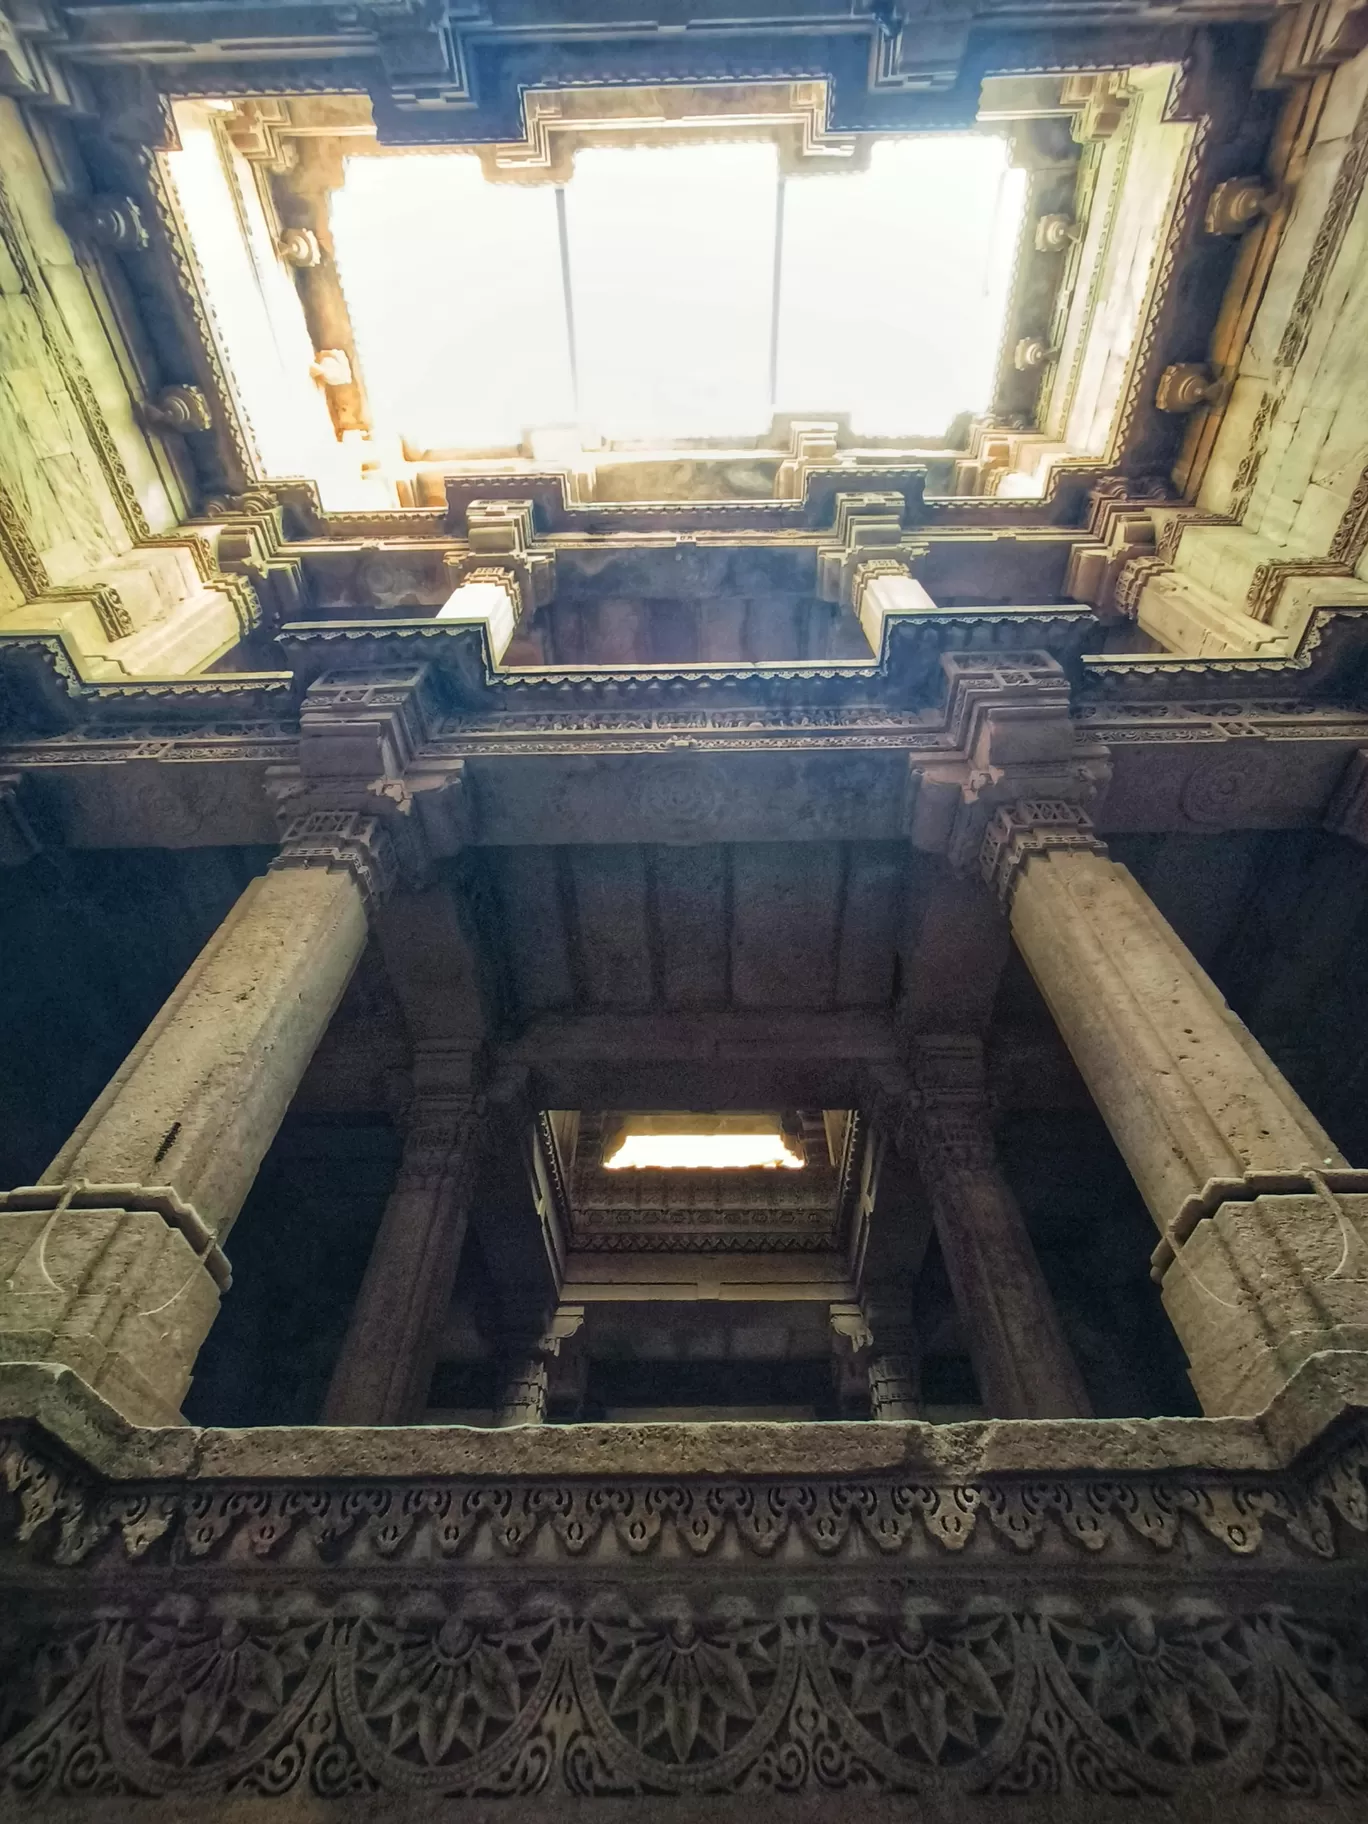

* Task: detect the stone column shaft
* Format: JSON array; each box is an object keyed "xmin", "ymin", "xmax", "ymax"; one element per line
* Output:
[
  {"xmin": 985, "ymin": 802, "xmax": 1368, "ymax": 1415},
  {"xmin": 324, "ymin": 1087, "xmax": 484, "ymax": 1426},
  {"xmin": 45, "ymin": 863, "xmax": 367, "ymax": 1233},
  {"xmin": 1000, "ymin": 829, "xmax": 1344, "ymax": 1224},
  {"xmin": 910, "ymin": 1040, "xmax": 1092, "ymax": 1421},
  {"xmin": 0, "ymin": 827, "xmax": 379, "ymax": 1424},
  {"xmin": 495, "ymin": 1354, "xmax": 549, "ymax": 1427}
]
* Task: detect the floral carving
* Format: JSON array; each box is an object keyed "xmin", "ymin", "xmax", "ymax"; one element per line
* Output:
[
  {"xmin": 3, "ymin": 1598, "xmax": 1368, "ymax": 1802},
  {"xmin": 589, "ymin": 1618, "xmax": 779, "ymax": 1766},
  {"xmin": 1050, "ymin": 1610, "xmax": 1254, "ymax": 1766},
  {"xmin": 120, "ymin": 1612, "xmax": 323, "ymax": 1767},
  {"xmin": 347, "ymin": 1617, "xmax": 555, "ymax": 1771},
  {"xmin": 8, "ymin": 1423, "xmax": 1368, "ymax": 1572},
  {"xmin": 825, "ymin": 1612, "xmax": 1012, "ymax": 1765}
]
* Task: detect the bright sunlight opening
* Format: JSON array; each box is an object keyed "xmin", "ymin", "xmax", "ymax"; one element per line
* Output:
[
  {"xmin": 330, "ymin": 136, "xmax": 1026, "ymax": 450},
  {"xmin": 602, "ymin": 1114, "xmax": 806, "ymax": 1171}
]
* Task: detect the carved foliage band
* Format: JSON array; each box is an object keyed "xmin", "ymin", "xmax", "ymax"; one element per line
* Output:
[
  {"xmin": 2, "ymin": 1593, "xmax": 1367, "ymax": 1801},
  {"xmin": 7, "ymin": 1425, "xmax": 1368, "ymax": 1572}
]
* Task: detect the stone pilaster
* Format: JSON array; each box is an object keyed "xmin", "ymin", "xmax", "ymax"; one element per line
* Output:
[
  {"xmin": 0, "ymin": 774, "xmax": 42, "ymax": 866},
  {"xmin": 324, "ymin": 1052, "xmax": 486, "ymax": 1426},
  {"xmin": 493, "ymin": 1307, "xmax": 585, "ymax": 1428},
  {"xmin": 863, "ymin": 1300, "xmax": 921, "ymax": 1420},
  {"xmin": 0, "ymin": 819, "xmax": 384, "ymax": 1425},
  {"xmin": 983, "ymin": 798, "xmax": 1368, "ymax": 1416},
  {"xmin": 906, "ymin": 1037, "xmax": 1092, "ymax": 1421},
  {"xmin": 494, "ymin": 1355, "xmax": 550, "ymax": 1427}
]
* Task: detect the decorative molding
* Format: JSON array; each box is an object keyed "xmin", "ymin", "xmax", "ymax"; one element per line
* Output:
[
  {"xmin": 6, "ymin": 1586, "xmax": 1368, "ymax": 1802},
  {"xmin": 1329, "ymin": 459, "xmax": 1368, "ymax": 567},
  {"xmin": 7, "ymin": 1418, "xmax": 1368, "ymax": 1573},
  {"xmin": 1245, "ymin": 557, "xmax": 1350, "ymax": 623},
  {"xmin": 0, "ymin": 477, "xmax": 50, "ymax": 598},
  {"xmin": 569, "ymin": 1163, "xmax": 841, "ymax": 1253},
  {"xmin": 271, "ymin": 808, "xmax": 398, "ymax": 912},
  {"xmin": 979, "ymin": 799, "xmax": 1107, "ymax": 903},
  {"xmin": 1276, "ymin": 87, "xmax": 1368, "ymax": 371},
  {"xmin": 138, "ymin": 142, "xmax": 258, "ymax": 489}
]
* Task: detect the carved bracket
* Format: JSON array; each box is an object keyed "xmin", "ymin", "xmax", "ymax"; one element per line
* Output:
[
  {"xmin": 979, "ymin": 798, "xmax": 1108, "ymax": 903},
  {"xmin": 446, "ymin": 500, "xmax": 556, "ymax": 621},
  {"xmin": 816, "ymin": 493, "xmax": 926, "ymax": 611}
]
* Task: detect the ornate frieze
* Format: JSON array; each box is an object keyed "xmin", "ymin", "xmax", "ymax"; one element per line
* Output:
[
  {"xmin": 5, "ymin": 1410, "xmax": 1368, "ymax": 1806},
  {"xmin": 5, "ymin": 1585, "xmax": 1368, "ymax": 1804},
  {"xmin": 7, "ymin": 1415, "xmax": 1368, "ymax": 1572}
]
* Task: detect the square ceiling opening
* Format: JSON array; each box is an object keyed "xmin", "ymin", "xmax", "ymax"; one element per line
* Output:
[
  {"xmin": 160, "ymin": 93, "xmax": 1032, "ymax": 506},
  {"xmin": 330, "ymin": 136, "xmax": 1026, "ymax": 453}
]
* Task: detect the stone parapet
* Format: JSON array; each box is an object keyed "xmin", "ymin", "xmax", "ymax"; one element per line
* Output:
[{"xmin": 5, "ymin": 1357, "xmax": 1368, "ymax": 1810}]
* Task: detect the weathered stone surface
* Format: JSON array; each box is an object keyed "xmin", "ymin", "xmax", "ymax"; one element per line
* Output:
[
  {"xmin": 901, "ymin": 1038, "xmax": 1092, "ymax": 1420},
  {"xmin": 1006, "ymin": 835, "xmax": 1368, "ymax": 1416},
  {"xmin": 324, "ymin": 1090, "xmax": 486, "ymax": 1425},
  {"xmin": 1165, "ymin": 1188, "xmax": 1368, "ymax": 1414},
  {"xmin": 0, "ymin": 865, "xmax": 368, "ymax": 1421}
]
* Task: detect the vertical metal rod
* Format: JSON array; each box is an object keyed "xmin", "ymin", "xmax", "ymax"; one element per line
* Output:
[
  {"xmin": 556, "ymin": 185, "xmax": 581, "ymax": 422},
  {"xmin": 768, "ymin": 175, "xmax": 786, "ymax": 415}
]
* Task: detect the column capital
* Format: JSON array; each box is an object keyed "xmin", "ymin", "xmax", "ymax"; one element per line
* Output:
[
  {"xmin": 978, "ymin": 798, "xmax": 1108, "ymax": 903},
  {"xmin": 446, "ymin": 499, "xmax": 555, "ymax": 620},
  {"xmin": 923, "ymin": 654, "xmax": 1110, "ymax": 869},
  {"xmin": 908, "ymin": 1036, "xmax": 997, "ymax": 1176},
  {"xmin": 816, "ymin": 492, "xmax": 925, "ymax": 610},
  {"xmin": 271, "ymin": 809, "xmax": 398, "ymax": 913},
  {"xmin": 268, "ymin": 665, "xmax": 467, "ymax": 905}
]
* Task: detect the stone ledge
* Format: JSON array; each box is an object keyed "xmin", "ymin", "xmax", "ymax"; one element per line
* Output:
[
  {"xmin": 3, "ymin": 1356, "xmax": 1368, "ymax": 1571},
  {"xmin": 9, "ymin": 1355, "xmax": 1368, "ymax": 1484}
]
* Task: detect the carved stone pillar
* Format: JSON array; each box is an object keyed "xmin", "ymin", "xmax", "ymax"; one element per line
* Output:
[
  {"xmin": 493, "ymin": 1307, "xmax": 584, "ymax": 1428},
  {"xmin": 863, "ymin": 1301, "xmax": 921, "ymax": 1419},
  {"xmin": 983, "ymin": 800, "xmax": 1368, "ymax": 1416},
  {"xmin": 323, "ymin": 1051, "xmax": 486, "ymax": 1426},
  {"xmin": 907, "ymin": 1038, "xmax": 1092, "ymax": 1420},
  {"xmin": 494, "ymin": 1354, "xmax": 549, "ymax": 1427},
  {"xmin": 0, "ymin": 814, "xmax": 386, "ymax": 1424}
]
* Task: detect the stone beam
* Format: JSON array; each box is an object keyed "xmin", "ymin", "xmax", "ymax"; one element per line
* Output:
[{"xmin": 499, "ymin": 1010, "xmax": 896, "ymax": 1109}]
